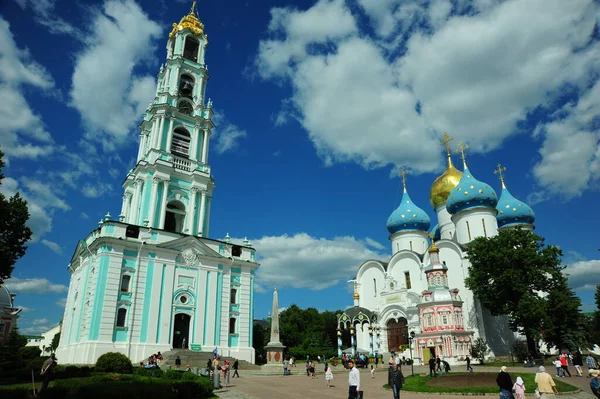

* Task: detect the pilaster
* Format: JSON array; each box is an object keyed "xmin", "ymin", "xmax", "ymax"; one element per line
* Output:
[
  {"xmin": 158, "ymin": 179, "xmax": 170, "ymax": 229},
  {"xmin": 197, "ymin": 190, "xmax": 206, "ymax": 236},
  {"xmin": 148, "ymin": 178, "xmax": 160, "ymax": 228}
]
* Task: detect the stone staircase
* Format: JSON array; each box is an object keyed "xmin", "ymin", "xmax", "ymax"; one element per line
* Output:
[{"xmin": 159, "ymin": 349, "xmax": 262, "ymax": 371}]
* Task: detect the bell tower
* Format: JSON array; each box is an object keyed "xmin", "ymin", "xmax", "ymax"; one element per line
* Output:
[{"xmin": 120, "ymin": 2, "xmax": 215, "ymax": 236}]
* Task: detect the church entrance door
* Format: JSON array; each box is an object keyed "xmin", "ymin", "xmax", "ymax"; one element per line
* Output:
[
  {"xmin": 386, "ymin": 318, "xmax": 408, "ymax": 352},
  {"xmin": 173, "ymin": 313, "xmax": 191, "ymax": 349}
]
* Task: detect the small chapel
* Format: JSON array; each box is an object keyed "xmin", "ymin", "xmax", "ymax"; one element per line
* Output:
[
  {"xmin": 56, "ymin": 3, "xmax": 259, "ymax": 364},
  {"xmin": 338, "ymin": 135, "xmax": 536, "ymax": 365}
]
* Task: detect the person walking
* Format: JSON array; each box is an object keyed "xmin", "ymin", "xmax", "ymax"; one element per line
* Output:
[
  {"xmin": 429, "ymin": 357, "xmax": 436, "ymax": 377},
  {"xmin": 40, "ymin": 353, "xmax": 57, "ymax": 392},
  {"xmin": 347, "ymin": 359, "xmax": 361, "ymax": 399},
  {"xmin": 553, "ymin": 358, "xmax": 564, "ymax": 377},
  {"xmin": 388, "ymin": 362, "xmax": 405, "ymax": 399},
  {"xmin": 232, "ymin": 359, "xmax": 240, "ymax": 378},
  {"xmin": 535, "ymin": 366, "xmax": 558, "ymax": 399},
  {"xmin": 587, "ymin": 355, "xmax": 598, "ymax": 372},
  {"xmin": 436, "ymin": 356, "xmax": 442, "ymax": 373},
  {"xmin": 175, "ymin": 355, "xmax": 181, "ymax": 370},
  {"xmin": 560, "ymin": 353, "xmax": 572, "ymax": 377},
  {"xmin": 496, "ymin": 366, "xmax": 513, "ymax": 399},
  {"xmin": 325, "ymin": 362, "xmax": 334, "ymax": 388},
  {"xmin": 513, "ymin": 376, "xmax": 526, "ymax": 399},
  {"xmin": 573, "ymin": 352, "xmax": 583, "ymax": 377},
  {"xmin": 466, "ymin": 356, "xmax": 474, "ymax": 372},
  {"xmin": 589, "ymin": 370, "xmax": 599, "ymax": 398},
  {"xmin": 284, "ymin": 358, "xmax": 289, "ymax": 376}
]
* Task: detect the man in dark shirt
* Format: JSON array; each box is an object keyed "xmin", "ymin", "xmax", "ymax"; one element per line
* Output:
[
  {"xmin": 429, "ymin": 357, "xmax": 436, "ymax": 377},
  {"xmin": 466, "ymin": 356, "xmax": 473, "ymax": 372},
  {"xmin": 388, "ymin": 363, "xmax": 405, "ymax": 399},
  {"xmin": 40, "ymin": 354, "xmax": 56, "ymax": 392},
  {"xmin": 496, "ymin": 366, "xmax": 514, "ymax": 399}
]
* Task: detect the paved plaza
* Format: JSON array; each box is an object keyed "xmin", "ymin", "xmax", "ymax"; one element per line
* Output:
[{"xmin": 214, "ymin": 365, "xmax": 598, "ymax": 399}]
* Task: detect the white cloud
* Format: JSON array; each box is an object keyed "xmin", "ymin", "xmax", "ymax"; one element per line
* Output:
[
  {"xmin": 256, "ymin": 0, "xmax": 600, "ymax": 195},
  {"xmin": 365, "ymin": 237, "xmax": 385, "ymax": 250},
  {"xmin": 80, "ymin": 212, "xmax": 90, "ymax": 220},
  {"xmin": 242, "ymin": 233, "xmax": 387, "ymax": 290},
  {"xmin": 533, "ymin": 80, "xmax": 600, "ymax": 199},
  {"xmin": 212, "ymin": 111, "xmax": 248, "ymax": 154},
  {"xmin": 82, "ymin": 182, "xmax": 113, "ymax": 198},
  {"xmin": 564, "ymin": 259, "xmax": 600, "ymax": 291},
  {"xmin": 0, "ymin": 18, "xmax": 55, "ymax": 161},
  {"xmin": 4, "ymin": 277, "xmax": 68, "ymax": 294},
  {"xmin": 70, "ymin": 0, "xmax": 162, "ymax": 148},
  {"xmin": 19, "ymin": 306, "xmax": 35, "ymax": 312},
  {"xmin": 55, "ymin": 297, "xmax": 67, "ymax": 307},
  {"xmin": 32, "ymin": 318, "xmax": 50, "ymax": 325},
  {"xmin": 15, "ymin": 0, "xmax": 79, "ymax": 36},
  {"xmin": 21, "ymin": 325, "xmax": 51, "ymax": 334},
  {"xmin": 41, "ymin": 239, "xmax": 62, "ymax": 255}
]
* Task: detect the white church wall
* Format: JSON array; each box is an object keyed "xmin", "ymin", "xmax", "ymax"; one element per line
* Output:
[
  {"xmin": 388, "ymin": 254, "xmax": 422, "ymax": 292},
  {"xmin": 452, "ymin": 208, "xmax": 498, "ymax": 245},
  {"xmin": 357, "ymin": 262, "xmax": 386, "ymax": 309},
  {"xmin": 390, "ymin": 231, "xmax": 429, "ymax": 255},
  {"xmin": 436, "ymin": 205, "xmax": 456, "ymax": 240}
]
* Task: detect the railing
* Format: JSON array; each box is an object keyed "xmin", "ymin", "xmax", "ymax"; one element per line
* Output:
[{"xmin": 172, "ymin": 155, "xmax": 192, "ymax": 171}]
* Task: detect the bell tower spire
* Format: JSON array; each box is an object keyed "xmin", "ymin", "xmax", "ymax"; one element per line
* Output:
[{"xmin": 120, "ymin": 3, "xmax": 215, "ymax": 237}]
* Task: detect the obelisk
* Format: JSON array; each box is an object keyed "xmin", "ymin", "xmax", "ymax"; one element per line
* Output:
[{"xmin": 263, "ymin": 288, "xmax": 286, "ymax": 369}]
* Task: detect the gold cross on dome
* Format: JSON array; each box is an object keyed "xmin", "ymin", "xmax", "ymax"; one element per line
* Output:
[
  {"xmin": 455, "ymin": 141, "xmax": 469, "ymax": 163},
  {"xmin": 428, "ymin": 231, "xmax": 435, "ymax": 242},
  {"xmin": 494, "ymin": 163, "xmax": 507, "ymax": 187},
  {"xmin": 190, "ymin": 1, "xmax": 197, "ymax": 15},
  {"xmin": 439, "ymin": 132, "xmax": 455, "ymax": 156},
  {"xmin": 398, "ymin": 166, "xmax": 409, "ymax": 189}
]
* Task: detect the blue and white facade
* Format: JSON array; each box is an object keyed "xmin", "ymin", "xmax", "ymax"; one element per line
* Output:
[
  {"xmin": 351, "ymin": 147, "xmax": 535, "ymax": 364},
  {"xmin": 56, "ymin": 5, "xmax": 259, "ymax": 364}
]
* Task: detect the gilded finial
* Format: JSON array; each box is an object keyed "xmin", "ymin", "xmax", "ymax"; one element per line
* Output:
[
  {"xmin": 428, "ymin": 231, "xmax": 438, "ymax": 251},
  {"xmin": 494, "ymin": 163, "xmax": 507, "ymax": 189},
  {"xmin": 455, "ymin": 141, "xmax": 469, "ymax": 167},
  {"xmin": 398, "ymin": 166, "xmax": 409, "ymax": 193},
  {"xmin": 439, "ymin": 133, "xmax": 455, "ymax": 157},
  {"xmin": 189, "ymin": 1, "xmax": 197, "ymax": 15}
]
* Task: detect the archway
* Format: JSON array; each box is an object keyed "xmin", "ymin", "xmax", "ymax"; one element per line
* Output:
[
  {"xmin": 387, "ymin": 317, "xmax": 408, "ymax": 352},
  {"xmin": 164, "ymin": 201, "xmax": 186, "ymax": 233},
  {"xmin": 173, "ymin": 313, "xmax": 190, "ymax": 349}
]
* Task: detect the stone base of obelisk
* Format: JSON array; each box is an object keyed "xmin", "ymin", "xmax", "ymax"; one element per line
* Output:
[{"xmin": 260, "ymin": 343, "xmax": 286, "ymax": 374}]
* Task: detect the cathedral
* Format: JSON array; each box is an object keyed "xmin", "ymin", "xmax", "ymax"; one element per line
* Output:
[
  {"xmin": 56, "ymin": 4, "xmax": 259, "ymax": 364},
  {"xmin": 338, "ymin": 135, "xmax": 535, "ymax": 365}
]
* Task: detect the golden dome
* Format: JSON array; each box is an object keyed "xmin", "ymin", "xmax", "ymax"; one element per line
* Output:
[
  {"xmin": 429, "ymin": 154, "xmax": 463, "ymax": 208},
  {"xmin": 169, "ymin": 2, "xmax": 205, "ymax": 38}
]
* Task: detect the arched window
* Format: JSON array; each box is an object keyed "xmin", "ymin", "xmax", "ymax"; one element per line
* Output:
[
  {"xmin": 179, "ymin": 74, "xmax": 195, "ymax": 99},
  {"xmin": 229, "ymin": 318, "xmax": 236, "ymax": 334},
  {"xmin": 116, "ymin": 308, "xmax": 127, "ymax": 327},
  {"xmin": 373, "ymin": 278, "xmax": 377, "ymax": 297},
  {"xmin": 120, "ymin": 275, "xmax": 131, "ymax": 292},
  {"xmin": 230, "ymin": 288, "xmax": 237, "ymax": 304},
  {"xmin": 171, "ymin": 127, "xmax": 191, "ymax": 158},
  {"xmin": 183, "ymin": 36, "xmax": 199, "ymax": 62},
  {"xmin": 164, "ymin": 201, "xmax": 186, "ymax": 233}
]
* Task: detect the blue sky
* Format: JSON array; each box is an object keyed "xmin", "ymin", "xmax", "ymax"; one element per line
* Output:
[{"xmin": 1, "ymin": 0, "xmax": 599, "ymax": 336}]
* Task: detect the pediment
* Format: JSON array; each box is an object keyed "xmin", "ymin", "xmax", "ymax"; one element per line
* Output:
[{"xmin": 156, "ymin": 236, "xmax": 223, "ymax": 262}]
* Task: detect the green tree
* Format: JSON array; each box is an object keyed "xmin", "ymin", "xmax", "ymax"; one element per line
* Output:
[
  {"xmin": 471, "ymin": 337, "xmax": 490, "ymax": 364},
  {"xmin": 542, "ymin": 273, "xmax": 590, "ymax": 351},
  {"xmin": 465, "ymin": 229, "xmax": 563, "ymax": 355},
  {"xmin": 590, "ymin": 285, "xmax": 600, "ymax": 347},
  {"xmin": 50, "ymin": 332, "xmax": 61, "ymax": 353},
  {"xmin": 252, "ymin": 321, "xmax": 269, "ymax": 365},
  {"xmin": 0, "ymin": 148, "xmax": 33, "ymax": 283},
  {"xmin": 0, "ymin": 327, "xmax": 28, "ymax": 371}
]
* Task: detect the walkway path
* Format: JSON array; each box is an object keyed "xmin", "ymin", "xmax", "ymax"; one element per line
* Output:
[{"xmin": 213, "ymin": 364, "xmax": 598, "ymax": 399}]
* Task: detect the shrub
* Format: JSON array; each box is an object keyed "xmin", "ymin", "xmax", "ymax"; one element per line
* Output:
[
  {"xmin": 95, "ymin": 352, "xmax": 133, "ymax": 374},
  {"xmin": 133, "ymin": 367, "xmax": 164, "ymax": 378},
  {"xmin": 19, "ymin": 346, "xmax": 42, "ymax": 360},
  {"xmin": 173, "ymin": 380, "xmax": 213, "ymax": 398}
]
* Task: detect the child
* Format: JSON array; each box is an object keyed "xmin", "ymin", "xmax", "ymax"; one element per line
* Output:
[
  {"xmin": 325, "ymin": 363, "xmax": 334, "ymax": 387},
  {"xmin": 370, "ymin": 364, "xmax": 375, "ymax": 378},
  {"xmin": 554, "ymin": 358, "xmax": 564, "ymax": 377},
  {"xmin": 513, "ymin": 376, "xmax": 526, "ymax": 399}
]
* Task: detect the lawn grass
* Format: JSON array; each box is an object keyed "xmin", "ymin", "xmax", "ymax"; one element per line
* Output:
[{"xmin": 394, "ymin": 372, "xmax": 578, "ymax": 394}]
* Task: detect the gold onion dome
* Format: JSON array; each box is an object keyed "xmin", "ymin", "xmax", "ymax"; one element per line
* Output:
[
  {"xmin": 429, "ymin": 154, "xmax": 463, "ymax": 209},
  {"xmin": 169, "ymin": 1, "xmax": 205, "ymax": 38},
  {"xmin": 353, "ymin": 292, "xmax": 360, "ymax": 299}
]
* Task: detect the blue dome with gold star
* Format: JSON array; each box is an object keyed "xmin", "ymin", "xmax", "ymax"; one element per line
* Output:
[
  {"xmin": 387, "ymin": 189, "xmax": 431, "ymax": 234},
  {"xmin": 496, "ymin": 186, "xmax": 535, "ymax": 228},
  {"xmin": 446, "ymin": 165, "xmax": 498, "ymax": 215}
]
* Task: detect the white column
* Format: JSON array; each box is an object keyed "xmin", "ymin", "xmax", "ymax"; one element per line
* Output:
[
  {"xmin": 130, "ymin": 180, "xmax": 143, "ymax": 225},
  {"xmin": 120, "ymin": 192, "xmax": 132, "ymax": 221},
  {"xmin": 165, "ymin": 117, "xmax": 175, "ymax": 153},
  {"xmin": 158, "ymin": 180, "xmax": 170, "ymax": 229},
  {"xmin": 148, "ymin": 178, "xmax": 160, "ymax": 228},
  {"xmin": 204, "ymin": 196, "xmax": 211, "ymax": 237},
  {"xmin": 158, "ymin": 116, "xmax": 166, "ymax": 150},
  {"xmin": 197, "ymin": 190, "xmax": 206, "ymax": 236},
  {"xmin": 190, "ymin": 125, "xmax": 200, "ymax": 161},
  {"xmin": 136, "ymin": 133, "xmax": 144, "ymax": 162},
  {"xmin": 201, "ymin": 129, "xmax": 209, "ymax": 163},
  {"xmin": 187, "ymin": 188, "xmax": 198, "ymax": 234}
]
